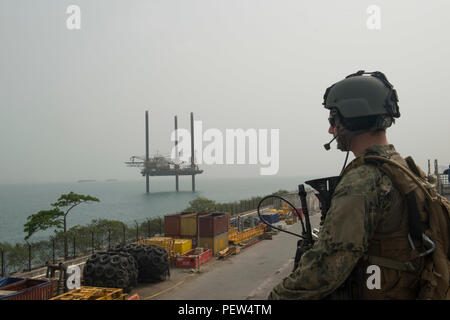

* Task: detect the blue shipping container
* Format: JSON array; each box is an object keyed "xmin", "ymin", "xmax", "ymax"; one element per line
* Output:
[
  {"xmin": 0, "ymin": 277, "xmax": 24, "ymax": 288},
  {"xmin": 261, "ymin": 212, "xmax": 279, "ymax": 224}
]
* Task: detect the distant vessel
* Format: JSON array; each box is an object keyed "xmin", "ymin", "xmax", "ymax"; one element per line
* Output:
[{"xmin": 77, "ymin": 179, "xmax": 96, "ymax": 183}]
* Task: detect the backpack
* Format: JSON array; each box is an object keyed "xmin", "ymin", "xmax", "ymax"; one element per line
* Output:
[{"xmin": 357, "ymin": 155, "xmax": 450, "ymax": 299}]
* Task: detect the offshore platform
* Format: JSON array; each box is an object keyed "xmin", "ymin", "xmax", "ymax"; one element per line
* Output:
[{"xmin": 125, "ymin": 111, "xmax": 203, "ymax": 193}]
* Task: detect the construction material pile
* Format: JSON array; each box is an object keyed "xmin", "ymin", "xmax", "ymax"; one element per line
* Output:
[
  {"xmin": 110, "ymin": 243, "xmax": 170, "ymax": 282},
  {"xmin": 82, "ymin": 251, "xmax": 138, "ymax": 293},
  {"xmin": 50, "ymin": 286, "xmax": 127, "ymax": 300}
]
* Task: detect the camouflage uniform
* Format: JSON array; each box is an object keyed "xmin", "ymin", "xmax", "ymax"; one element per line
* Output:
[{"xmin": 268, "ymin": 144, "xmax": 401, "ymax": 300}]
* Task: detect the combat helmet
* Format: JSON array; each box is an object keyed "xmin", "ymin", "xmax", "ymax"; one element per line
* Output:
[{"xmin": 323, "ymin": 70, "xmax": 400, "ymax": 132}]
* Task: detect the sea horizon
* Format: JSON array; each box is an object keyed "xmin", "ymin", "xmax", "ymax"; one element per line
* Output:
[{"xmin": 0, "ymin": 175, "xmax": 314, "ymax": 245}]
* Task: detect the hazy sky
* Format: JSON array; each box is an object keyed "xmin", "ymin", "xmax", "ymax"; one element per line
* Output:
[{"xmin": 1, "ymin": 0, "xmax": 449, "ymax": 184}]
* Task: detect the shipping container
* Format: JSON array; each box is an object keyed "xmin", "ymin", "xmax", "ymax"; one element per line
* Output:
[
  {"xmin": 199, "ymin": 232, "xmax": 229, "ymax": 255},
  {"xmin": 180, "ymin": 213, "xmax": 198, "ymax": 236},
  {"xmin": 164, "ymin": 214, "xmax": 181, "ymax": 236},
  {"xmin": 175, "ymin": 248, "xmax": 212, "ymax": 268},
  {"xmin": 199, "ymin": 213, "xmax": 229, "ymax": 237},
  {"xmin": 0, "ymin": 277, "xmax": 24, "ymax": 288},
  {"xmin": 173, "ymin": 235, "xmax": 198, "ymax": 248},
  {"xmin": 261, "ymin": 212, "xmax": 280, "ymax": 224},
  {"xmin": 0, "ymin": 278, "xmax": 53, "ymax": 300},
  {"xmin": 137, "ymin": 237, "xmax": 192, "ymax": 254},
  {"xmin": 174, "ymin": 239, "xmax": 192, "ymax": 254},
  {"xmin": 165, "ymin": 212, "xmax": 198, "ymax": 237}
]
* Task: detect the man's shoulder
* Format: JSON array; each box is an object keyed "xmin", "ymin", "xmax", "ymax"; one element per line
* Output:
[{"xmin": 335, "ymin": 162, "xmax": 393, "ymax": 198}]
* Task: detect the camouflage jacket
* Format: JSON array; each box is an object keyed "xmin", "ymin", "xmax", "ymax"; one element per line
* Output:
[{"xmin": 268, "ymin": 144, "xmax": 399, "ymax": 300}]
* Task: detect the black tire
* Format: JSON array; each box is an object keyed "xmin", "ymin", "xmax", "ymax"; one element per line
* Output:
[
  {"xmin": 115, "ymin": 278, "xmax": 127, "ymax": 289},
  {"xmin": 99, "ymin": 254, "xmax": 111, "ymax": 265},
  {"xmin": 83, "ymin": 264, "xmax": 94, "ymax": 277},
  {"xmin": 94, "ymin": 264, "xmax": 105, "ymax": 278},
  {"xmin": 153, "ymin": 246, "xmax": 165, "ymax": 255},
  {"xmin": 104, "ymin": 265, "xmax": 116, "ymax": 279},
  {"xmin": 83, "ymin": 278, "xmax": 93, "ymax": 286},
  {"xmin": 88, "ymin": 253, "xmax": 100, "ymax": 263},
  {"xmin": 110, "ymin": 255, "xmax": 121, "ymax": 266},
  {"xmin": 105, "ymin": 279, "xmax": 116, "ymax": 288},
  {"xmin": 115, "ymin": 269, "xmax": 127, "ymax": 279}
]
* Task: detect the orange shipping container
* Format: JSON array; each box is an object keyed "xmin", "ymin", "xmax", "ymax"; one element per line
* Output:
[
  {"xmin": 198, "ymin": 213, "xmax": 229, "ymax": 237},
  {"xmin": 164, "ymin": 214, "xmax": 181, "ymax": 236}
]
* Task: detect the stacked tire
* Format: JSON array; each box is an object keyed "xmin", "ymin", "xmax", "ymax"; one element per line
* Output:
[
  {"xmin": 110, "ymin": 244, "xmax": 170, "ymax": 283},
  {"xmin": 82, "ymin": 251, "xmax": 138, "ymax": 292}
]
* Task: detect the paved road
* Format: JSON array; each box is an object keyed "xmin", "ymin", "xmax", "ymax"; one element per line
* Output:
[{"xmin": 136, "ymin": 213, "xmax": 321, "ymax": 300}]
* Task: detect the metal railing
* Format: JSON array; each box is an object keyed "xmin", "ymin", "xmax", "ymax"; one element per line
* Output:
[{"xmin": 437, "ymin": 174, "xmax": 450, "ymax": 195}]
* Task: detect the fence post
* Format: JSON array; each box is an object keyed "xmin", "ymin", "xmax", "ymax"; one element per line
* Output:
[
  {"xmin": 52, "ymin": 238, "xmax": 55, "ymax": 264},
  {"xmin": 108, "ymin": 229, "xmax": 111, "ymax": 250},
  {"xmin": 91, "ymin": 231, "xmax": 94, "ymax": 254},
  {"xmin": 122, "ymin": 223, "xmax": 126, "ymax": 244},
  {"xmin": 73, "ymin": 237, "xmax": 76, "ymax": 258},
  {"xmin": 135, "ymin": 221, "xmax": 139, "ymax": 241},
  {"xmin": 159, "ymin": 217, "xmax": 162, "ymax": 235},
  {"xmin": 28, "ymin": 243, "xmax": 32, "ymax": 271},
  {"xmin": 1, "ymin": 248, "xmax": 4, "ymax": 277}
]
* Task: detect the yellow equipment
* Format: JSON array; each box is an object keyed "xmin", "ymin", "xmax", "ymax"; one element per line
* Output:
[
  {"xmin": 137, "ymin": 237, "xmax": 192, "ymax": 255},
  {"xmin": 228, "ymin": 224, "xmax": 266, "ymax": 245},
  {"xmin": 50, "ymin": 286, "xmax": 127, "ymax": 300}
]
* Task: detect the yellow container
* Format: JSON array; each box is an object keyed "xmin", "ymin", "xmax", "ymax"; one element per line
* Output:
[
  {"xmin": 180, "ymin": 213, "xmax": 198, "ymax": 236},
  {"xmin": 199, "ymin": 232, "xmax": 229, "ymax": 255},
  {"xmin": 137, "ymin": 237, "xmax": 192, "ymax": 254},
  {"xmin": 138, "ymin": 237, "xmax": 172, "ymax": 246},
  {"xmin": 173, "ymin": 239, "xmax": 192, "ymax": 254}
]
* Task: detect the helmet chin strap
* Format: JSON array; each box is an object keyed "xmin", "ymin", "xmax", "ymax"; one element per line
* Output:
[
  {"xmin": 336, "ymin": 126, "xmax": 377, "ymax": 175},
  {"xmin": 336, "ymin": 126, "xmax": 375, "ymax": 151}
]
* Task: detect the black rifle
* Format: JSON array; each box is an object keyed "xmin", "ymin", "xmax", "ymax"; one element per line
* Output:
[{"xmin": 293, "ymin": 176, "xmax": 341, "ymax": 271}]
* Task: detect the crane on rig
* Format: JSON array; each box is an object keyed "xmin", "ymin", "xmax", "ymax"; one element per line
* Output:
[{"xmin": 125, "ymin": 152, "xmax": 202, "ymax": 177}]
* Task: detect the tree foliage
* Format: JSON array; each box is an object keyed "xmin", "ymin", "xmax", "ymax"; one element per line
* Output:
[
  {"xmin": 24, "ymin": 208, "xmax": 64, "ymax": 241},
  {"xmin": 184, "ymin": 197, "xmax": 217, "ymax": 213},
  {"xmin": 23, "ymin": 192, "xmax": 100, "ymax": 242}
]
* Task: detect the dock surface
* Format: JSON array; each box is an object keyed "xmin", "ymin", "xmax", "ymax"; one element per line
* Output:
[{"xmin": 132, "ymin": 214, "xmax": 321, "ymax": 300}]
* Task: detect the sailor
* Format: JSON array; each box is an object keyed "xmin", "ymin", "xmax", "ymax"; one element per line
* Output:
[{"xmin": 269, "ymin": 71, "xmax": 429, "ymax": 299}]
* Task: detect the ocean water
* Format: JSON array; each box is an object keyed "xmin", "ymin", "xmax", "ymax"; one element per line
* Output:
[{"xmin": 0, "ymin": 175, "xmax": 312, "ymax": 245}]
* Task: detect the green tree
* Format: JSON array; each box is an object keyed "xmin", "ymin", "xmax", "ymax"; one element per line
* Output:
[
  {"xmin": 184, "ymin": 197, "xmax": 217, "ymax": 213},
  {"xmin": 271, "ymin": 189, "xmax": 290, "ymax": 196},
  {"xmin": 24, "ymin": 191, "xmax": 100, "ymax": 259}
]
